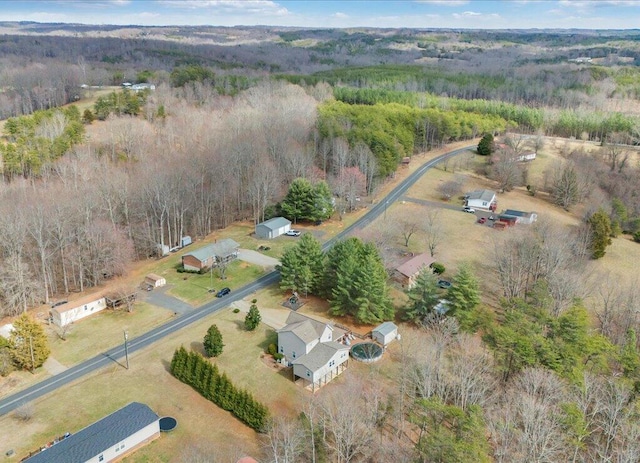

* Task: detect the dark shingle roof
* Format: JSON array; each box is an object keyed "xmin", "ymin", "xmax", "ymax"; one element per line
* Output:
[
  {"xmin": 183, "ymin": 238, "xmax": 239, "ymax": 262},
  {"xmin": 24, "ymin": 402, "xmax": 159, "ymax": 463}
]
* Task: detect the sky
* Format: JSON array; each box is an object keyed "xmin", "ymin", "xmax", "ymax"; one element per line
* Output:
[{"xmin": 0, "ymin": 0, "xmax": 639, "ymax": 30}]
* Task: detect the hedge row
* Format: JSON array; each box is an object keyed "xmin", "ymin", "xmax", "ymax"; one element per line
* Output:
[{"xmin": 170, "ymin": 346, "xmax": 269, "ymax": 431}]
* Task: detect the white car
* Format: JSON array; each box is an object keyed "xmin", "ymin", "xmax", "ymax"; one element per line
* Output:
[
  {"xmin": 285, "ymin": 230, "xmax": 301, "ymax": 236},
  {"xmin": 463, "ymin": 206, "xmax": 476, "ymax": 213}
]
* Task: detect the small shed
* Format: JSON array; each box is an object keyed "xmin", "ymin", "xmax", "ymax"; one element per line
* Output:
[
  {"xmin": 255, "ymin": 217, "xmax": 292, "ymax": 239},
  {"xmin": 372, "ymin": 322, "xmax": 398, "ymax": 347},
  {"xmin": 145, "ymin": 274, "xmax": 166, "ymax": 288},
  {"xmin": 0, "ymin": 323, "xmax": 14, "ymax": 339},
  {"xmin": 180, "ymin": 236, "xmax": 192, "ymax": 248}
]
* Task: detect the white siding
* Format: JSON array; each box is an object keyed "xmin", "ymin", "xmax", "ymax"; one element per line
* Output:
[
  {"xmin": 293, "ymin": 349, "xmax": 349, "ymax": 383},
  {"xmin": 318, "ymin": 325, "xmax": 333, "ymax": 343},
  {"xmin": 52, "ymin": 298, "xmax": 107, "ymax": 327},
  {"xmin": 278, "ymin": 331, "xmax": 314, "ymax": 362},
  {"xmin": 86, "ymin": 421, "xmax": 159, "ymax": 463}
]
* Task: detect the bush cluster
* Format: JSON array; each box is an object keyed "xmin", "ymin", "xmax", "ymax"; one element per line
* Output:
[{"xmin": 170, "ymin": 346, "xmax": 269, "ymax": 431}]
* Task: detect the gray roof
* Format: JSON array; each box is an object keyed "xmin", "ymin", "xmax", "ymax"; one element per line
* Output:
[
  {"xmin": 281, "ymin": 312, "xmax": 331, "ymax": 340},
  {"xmin": 373, "ymin": 321, "xmax": 398, "ymax": 337},
  {"xmin": 183, "ymin": 238, "xmax": 239, "ymax": 262},
  {"xmin": 503, "ymin": 209, "xmax": 530, "ymax": 217},
  {"xmin": 292, "ymin": 341, "xmax": 348, "ymax": 372},
  {"xmin": 467, "ymin": 189, "xmax": 496, "ymax": 202},
  {"xmin": 257, "ymin": 217, "xmax": 291, "ymax": 231},
  {"xmin": 24, "ymin": 402, "xmax": 159, "ymax": 463}
]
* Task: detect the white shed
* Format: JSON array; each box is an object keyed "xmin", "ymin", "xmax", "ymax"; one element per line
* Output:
[
  {"xmin": 145, "ymin": 273, "xmax": 166, "ymax": 288},
  {"xmin": 255, "ymin": 217, "xmax": 292, "ymax": 239},
  {"xmin": 372, "ymin": 322, "xmax": 398, "ymax": 347}
]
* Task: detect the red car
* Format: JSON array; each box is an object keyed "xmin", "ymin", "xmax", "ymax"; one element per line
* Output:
[{"xmin": 477, "ymin": 217, "xmax": 487, "ymax": 224}]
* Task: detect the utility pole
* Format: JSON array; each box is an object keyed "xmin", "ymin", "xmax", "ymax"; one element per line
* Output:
[{"xmin": 123, "ymin": 330, "xmax": 129, "ymax": 370}]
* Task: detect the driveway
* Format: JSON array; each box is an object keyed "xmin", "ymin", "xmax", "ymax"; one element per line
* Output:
[
  {"xmin": 238, "ymin": 249, "xmax": 279, "ymax": 269},
  {"xmin": 142, "ymin": 286, "xmax": 194, "ymax": 315}
]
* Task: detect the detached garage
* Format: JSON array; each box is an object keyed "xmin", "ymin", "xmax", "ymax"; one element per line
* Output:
[{"xmin": 255, "ymin": 217, "xmax": 291, "ymax": 239}]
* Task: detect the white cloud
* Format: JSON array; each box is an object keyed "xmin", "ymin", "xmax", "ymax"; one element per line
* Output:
[
  {"xmin": 559, "ymin": 0, "xmax": 640, "ymax": 6},
  {"xmin": 332, "ymin": 12, "xmax": 349, "ymax": 19},
  {"xmin": 159, "ymin": 0, "xmax": 289, "ymax": 15},
  {"xmin": 414, "ymin": 0, "xmax": 469, "ymax": 5},
  {"xmin": 453, "ymin": 10, "xmax": 482, "ymax": 17}
]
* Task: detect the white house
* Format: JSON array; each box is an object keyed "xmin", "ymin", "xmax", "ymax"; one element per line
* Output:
[
  {"xmin": 372, "ymin": 322, "xmax": 398, "ymax": 347},
  {"xmin": 516, "ymin": 151, "xmax": 536, "ymax": 162},
  {"xmin": 255, "ymin": 217, "xmax": 292, "ymax": 239},
  {"xmin": 277, "ymin": 312, "xmax": 349, "ymax": 392},
  {"xmin": 144, "ymin": 273, "xmax": 166, "ymax": 288},
  {"xmin": 23, "ymin": 402, "xmax": 160, "ymax": 463},
  {"xmin": 50, "ymin": 295, "xmax": 107, "ymax": 327},
  {"xmin": 465, "ymin": 189, "xmax": 497, "ymax": 211}
]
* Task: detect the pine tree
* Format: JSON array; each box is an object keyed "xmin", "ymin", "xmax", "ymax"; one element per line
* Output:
[
  {"xmin": 203, "ymin": 324, "xmax": 224, "ymax": 357},
  {"xmin": 404, "ymin": 268, "xmax": 440, "ymax": 323},
  {"xmin": 588, "ymin": 208, "xmax": 613, "ymax": 259},
  {"xmin": 447, "ymin": 263, "xmax": 481, "ymax": 331},
  {"xmin": 281, "ymin": 178, "xmax": 315, "ymax": 224},
  {"xmin": 477, "ymin": 133, "xmax": 494, "ymax": 156},
  {"xmin": 620, "ymin": 329, "xmax": 640, "ymax": 378},
  {"xmin": 244, "ymin": 299, "xmax": 262, "ymax": 331},
  {"xmin": 9, "ymin": 313, "xmax": 50, "ymax": 372},
  {"xmin": 277, "ymin": 233, "xmax": 325, "ymax": 296}
]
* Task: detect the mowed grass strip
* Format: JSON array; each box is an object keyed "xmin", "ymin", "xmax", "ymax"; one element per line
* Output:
[{"xmin": 1, "ymin": 307, "xmax": 302, "ymax": 462}]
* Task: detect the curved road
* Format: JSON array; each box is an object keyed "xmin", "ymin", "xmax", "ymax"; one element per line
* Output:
[{"xmin": 0, "ymin": 144, "xmax": 473, "ymax": 417}]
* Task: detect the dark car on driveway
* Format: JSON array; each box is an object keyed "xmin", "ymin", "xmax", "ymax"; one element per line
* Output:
[
  {"xmin": 216, "ymin": 287, "xmax": 231, "ymax": 298},
  {"xmin": 437, "ymin": 279, "xmax": 452, "ymax": 289}
]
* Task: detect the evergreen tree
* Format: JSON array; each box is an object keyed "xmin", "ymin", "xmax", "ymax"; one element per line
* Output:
[
  {"xmin": 9, "ymin": 313, "xmax": 50, "ymax": 372},
  {"xmin": 323, "ymin": 237, "xmax": 361, "ymax": 298},
  {"xmin": 588, "ymin": 208, "xmax": 612, "ymax": 259},
  {"xmin": 447, "ymin": 263, "xmax": 481, "ymax": 331},
  {"xmin": 620, "ymin": 329, "xmax": 640, "ymax": 378},
  {"xmin": 244, "ymin": 299, "xmax": 262, "ymax": 331},
  {"xmin": 477, "ymin": 133, "xmax": 494, "ymax": 156},
  {"xmin": 281, "ymin": 178, "xmax": 315, "ymax": 224},
  {"xmin": 277, "ymin": 233, "xmax": 324, "ymax": 295},
  {"xmin": 203, "ymin": 324, "xmax": 224, "ymax": 357},
  {"xmin": 330, "ymin": 239, "xmax": 393, "ymax": 323},
  {"xmin": 82, "ymin": 108, "xmax": 94, "ymax": 124},
  {"xmin": 404, "ymin": 268, "xmax": 440, "ymax": 323},
  {"xmin": 312, "ymin": 180, "xmax": 335, "ymax": 221}
]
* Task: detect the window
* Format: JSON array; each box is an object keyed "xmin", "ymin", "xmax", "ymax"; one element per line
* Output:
[
  {"xmin": 84, "ymin": 305, "xmax": 87, "ymax": 311},
  {"xmin": 329, "ymin": 360, "xmax": 335, "ymax": 367},
  {"xmin": 99, "ymin": 456, "xmax": 104, "ymax": 462},
  {"xmin": 306, "ymin": 370, "xmax": 311, "ymax": 377},
  {"xmin": 279, "ymin": 345, "xmax": 284, "ymax": 353},
  {"xmin": 292, "ymin": 351, "xmax": 296, "ymax": 358}
]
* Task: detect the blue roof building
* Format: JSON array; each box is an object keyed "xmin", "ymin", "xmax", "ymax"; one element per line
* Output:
[{"xmin": 24, "ymin": 402, "xmax": 160, "ymax": 463}]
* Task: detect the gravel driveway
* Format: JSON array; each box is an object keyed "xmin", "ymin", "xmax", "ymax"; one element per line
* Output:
[{"xmin": 237, "ymin": 249, "xmax": 280, "ymax": 269}]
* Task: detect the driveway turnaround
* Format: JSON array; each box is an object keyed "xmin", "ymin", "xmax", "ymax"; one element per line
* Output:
[{"xmin": 0, "ymin": 145, "xmax": 474, "ymax": 417}]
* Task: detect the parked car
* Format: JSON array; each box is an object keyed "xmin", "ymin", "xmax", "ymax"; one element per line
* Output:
[
  {"xmin": 477, "ymin": 217, "xmax": 487, "ymax": 224},
  {"xmin": 489, "ymin": 215, "xmax": 496, "ymax": 220},
  {"xmin": 437, "ymin": 279, "xmax": 452, "ymax": 289},
  {"xmin": 463, "ymin": 206, "xmax": 476, "ymax": 213},
  {"xmin": 285, "ymin": 229, "xmax": 301, "ymax": 236},
  {"xmin": 216, "ymin": 287, "xmax": 231, "ymax": 298}
]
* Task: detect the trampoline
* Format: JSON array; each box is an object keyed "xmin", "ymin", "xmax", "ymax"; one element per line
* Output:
[
  {"xmin": 350, "ymin": 342, "xmax": 383, "ymax": 363},
  {"xmin": 159, "ymin": 416, "xmax": 177, "ymax": 432}
]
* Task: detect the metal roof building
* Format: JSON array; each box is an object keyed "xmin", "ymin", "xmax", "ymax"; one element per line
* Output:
[{"xmin": 24, "ymin": 402, "xmax": 160, "ymax": 463}]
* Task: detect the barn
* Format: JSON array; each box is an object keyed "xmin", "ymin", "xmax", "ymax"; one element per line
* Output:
[
  {"xmin": 255, "ymin": 217, "xmax": 292, "ymax": 239},
  {"xmin": 50, "ymin": 295, "xmax": 107, "ymax": 327},
  {"xmin": 23, "ymin": 402, "xmax": 160, "ymax": 463}
]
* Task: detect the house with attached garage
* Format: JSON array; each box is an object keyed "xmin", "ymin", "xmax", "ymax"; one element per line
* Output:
[
  {"xmin": 255, "ymin": 217, "xmax": 292, "ymax": 239},
  {"xmin": 277, "ymin": 312, "xmax": 349, "ymax": 392},
  {"xmin": 49, "ymin": 294, "xmax": 107, "ymax": 327},
  {"xmin": 22, "ymin": 402, "xmax": 160, "ymax": 463},
  {"xmin": 465, "ymin": 189, "xmax": 497, "ymax": 211},
  {"xmin": 181, "ymin": 238, "xmax": 240, "ymax": 271}
]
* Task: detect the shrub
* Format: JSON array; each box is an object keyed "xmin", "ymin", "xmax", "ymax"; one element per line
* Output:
[
  {"xmin": 267, "ymin": 343, "xmax": 277, "ymax": 355},
  {"xmin": 274, "ymin": 353, "xmax": 284, "ymax": 361},
  {"xmin": 232, "ymin": 308, "xmax": 240, "ymax": 314},
  {"xmin": 431, "ymin": 262, "xmax": 446, "ymax": 274},
  {"xmin": 633, "ymin": 231, "xmax": 640, "ymax": 243}
]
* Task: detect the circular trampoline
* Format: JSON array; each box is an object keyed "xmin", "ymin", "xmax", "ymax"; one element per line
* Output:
[
  {"xmin": 350, "ymin": 342, "xmax": 383, "ymax": 363},
  {"xmin": 159, "ymin": 417, "xmax": 177, "ymax": 432}
]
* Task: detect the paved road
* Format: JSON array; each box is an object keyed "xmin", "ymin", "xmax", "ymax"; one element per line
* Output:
[{"xmin": 0, "ymin": 145, "xmax": 473, "ymax": 417}]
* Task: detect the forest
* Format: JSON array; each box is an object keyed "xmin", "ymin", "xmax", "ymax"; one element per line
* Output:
[{"xmin": 2, "ymin": 23, "xmax": 640, "ymax": 462}]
